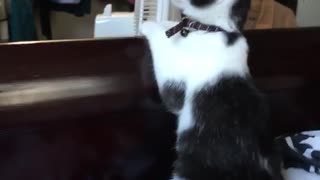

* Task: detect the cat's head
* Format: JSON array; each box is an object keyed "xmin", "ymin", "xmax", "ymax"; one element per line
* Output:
[{"xmin": 171, "ymin": 0, "xmax": 251, "ymax": 31}]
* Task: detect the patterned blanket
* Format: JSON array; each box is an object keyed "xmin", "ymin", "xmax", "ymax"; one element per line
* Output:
[{"xmin": 276, "ymin": 131, "xmax": 320, "ymax": 180}]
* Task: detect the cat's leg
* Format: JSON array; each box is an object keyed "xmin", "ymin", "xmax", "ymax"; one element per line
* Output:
[
  {"xmin": 160, "ymin": 81, "xmax": 186, "ymax": 114},
  {"xmin": 140, "ymin": 21, "xmax": 186, "ymax": 114}
]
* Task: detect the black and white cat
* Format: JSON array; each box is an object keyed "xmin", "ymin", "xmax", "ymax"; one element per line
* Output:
[{"xmin": 140, "ymin": 0, "xmax": 283, "ymax": 180}]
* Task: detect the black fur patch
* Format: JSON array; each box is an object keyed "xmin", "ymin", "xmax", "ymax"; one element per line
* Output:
[
  {"xmin": 224, "ymin": 32, "xmax": 241, "ymax": 45},
  {"xmin": 160, "ymin": 81, "xmax": 186, "ymax": 113},
  {"xmin": 174, "ymin": 75, "xmax": 283, "ymax": 180},
  {"xmin": 231, "ymin": 0, "xmax": 251, "ymax": 30},
  {"xmin": 191, "ymin": 0, "xmax": 251, "ymax": 31},
  {"xmin": 191, "ymin": 0, "xmax": 216, "ymax": 7}
]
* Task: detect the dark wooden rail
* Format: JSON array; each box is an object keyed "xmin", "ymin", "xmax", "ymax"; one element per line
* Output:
[{"xmin": 0, "ymin": 27, "xmax": 319, "ymax": 180}]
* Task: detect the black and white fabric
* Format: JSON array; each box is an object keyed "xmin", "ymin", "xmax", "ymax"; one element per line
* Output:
[{"xmin": 276, "ymin": 130, "xmax": 320, "ymax": 180}]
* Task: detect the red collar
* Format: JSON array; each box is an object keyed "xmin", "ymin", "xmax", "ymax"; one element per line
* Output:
[{"xmin": 165, "ymin": 18, "xmax": 227, "ymax": 38}]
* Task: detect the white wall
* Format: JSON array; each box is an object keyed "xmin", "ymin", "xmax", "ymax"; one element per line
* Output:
[
  {"xmin": 297, "ymin": 0, "xmax": 320, "ymax": 27},
  {"xmin": 34, "ymin": 0, "xmax": 320, "ymax": 40}
]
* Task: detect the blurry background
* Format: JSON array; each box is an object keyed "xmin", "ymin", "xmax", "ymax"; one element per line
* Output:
[{"xmin": 0, "ymin": 0, "xmax": 319, "ymax": 43}]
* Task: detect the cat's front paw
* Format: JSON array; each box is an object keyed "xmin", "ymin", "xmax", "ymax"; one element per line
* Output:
[{"xmin": 140, "ymin": 21, "xmax": 161, "ymax": 37}]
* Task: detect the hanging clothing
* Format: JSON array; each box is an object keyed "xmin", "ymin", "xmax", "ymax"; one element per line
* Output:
[
  {"xmin": 50, "ymin": 0, "xmax": 81, "ymax": 4},
  {"xmin": 9, "ymin": 0, "xmax": 38, "ymax": 42},
  {"xmin": 49, "ymin": 0, "xmax": 91, "ymax": 17},
  {"xmin": 128, "ymin": 0, "xmax": 134, "ymax": 11},
  {"xmin": 127, "ymin": 0, "xmax": 135, "ymax": 4}
]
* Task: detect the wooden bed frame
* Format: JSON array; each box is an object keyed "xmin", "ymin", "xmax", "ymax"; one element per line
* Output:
[{"xmin": 0, "ymin": 27, "xmax": 319, "ymax": 180}]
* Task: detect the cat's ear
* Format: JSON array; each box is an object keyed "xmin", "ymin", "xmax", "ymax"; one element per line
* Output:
[{"xmin": 171, "ymin": 0, "xmax": 188, "ymax": 10}]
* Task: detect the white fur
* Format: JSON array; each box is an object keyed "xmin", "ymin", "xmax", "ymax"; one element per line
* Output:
[
  {"xmin": 140, "ymin": 1, "xmax": 273, "ymax": 179},
  {"xmin": 259, "ymin": 155, "xmax": 273, "ymax": 174},
  {"xmin": 140, "ymin": 20, "xmax": 249, "ymax": 134},
  {"xmin": 171, "ymin": 0, "xmax": 239, "ymax": 32},
  {"xmin": 170, "ymin": 175, "xmax": 186, "ymax": 180},
  {"xmin": 177, "ymin": 102, "xmax": 194, "ymax": 134}
]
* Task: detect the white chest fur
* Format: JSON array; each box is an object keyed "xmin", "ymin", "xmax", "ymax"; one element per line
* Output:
[
  {"xmin": 141, "ymin": 21, "xmax": 249, "ymax": 133},
  {"xmin": 142, "ymin": 21, "xmax": 249, "ymax": 96}
]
